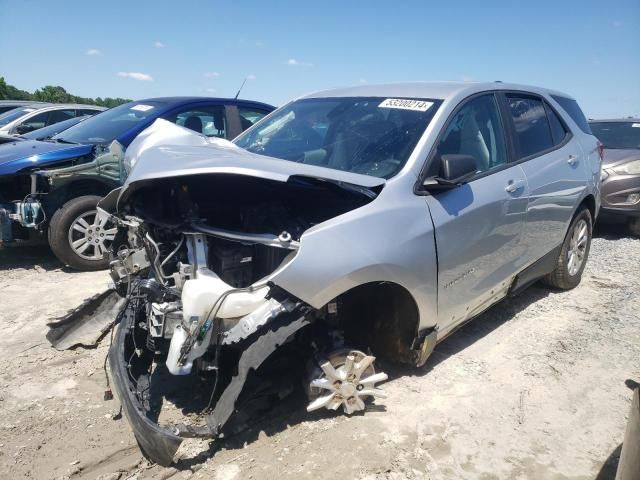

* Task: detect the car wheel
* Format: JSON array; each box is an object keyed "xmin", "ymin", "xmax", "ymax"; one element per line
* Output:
[
  {"xmin": 543, "ymin": 208, "xmax": 593, "ymax": 290},
  {"xmin": 629, "ymin": 218, "xmax": 640, "ymax": 237},
  {"xmin": 48, "ymin": 195, "xmax": 116, "ymax": 271}
]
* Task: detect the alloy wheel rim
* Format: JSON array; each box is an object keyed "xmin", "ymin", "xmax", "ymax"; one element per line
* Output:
[
  {"xmin": 567, "ymin": 219, "xmax": 588, "ymax": 276},
  {"xmin": 67, "ymin": 209, "xmax": 117, "ymax": 261}
]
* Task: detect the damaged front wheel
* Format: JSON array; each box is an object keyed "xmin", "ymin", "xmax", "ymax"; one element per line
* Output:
[{"xmin": 306, "ymin": 349, "xmax": 388, "ymax": 415}]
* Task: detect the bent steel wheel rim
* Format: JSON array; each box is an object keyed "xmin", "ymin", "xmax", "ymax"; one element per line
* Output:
[
  {"xmin": 567, "ymin": 219, "xmax": 588, "ymax": 276},
  {"xmin": 67, "ymin": 209, "xmax": 117, "ymax": 261}
]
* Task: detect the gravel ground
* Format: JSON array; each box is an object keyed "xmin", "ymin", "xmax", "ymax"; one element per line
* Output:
[{"xmin": 0, "ymin": 224, "xmax": 638, "ymax": 480}]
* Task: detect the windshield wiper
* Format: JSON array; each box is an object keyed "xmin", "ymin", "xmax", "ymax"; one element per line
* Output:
[{"xmin": 52, "ymin": 137, "xmax": 79, "ymax": 145}]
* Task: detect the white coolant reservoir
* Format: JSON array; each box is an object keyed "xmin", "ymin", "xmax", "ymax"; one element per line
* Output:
[
  {"xmin": 166, "ymin": 268, "xmax": 269, "ymax": 375},
  {"xmin": 181, "ymin": 269, "xmax": 230, "ymax": 323}
]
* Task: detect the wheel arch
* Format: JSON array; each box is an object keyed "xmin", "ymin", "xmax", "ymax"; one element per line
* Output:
[
  {"xmin": 578, "ymin": 193, "xmax": 597, "ymax": 221},
  {"xmin": 332, "ymin": 281, "xmax": 424, "ymax": 366},
  {"xmin": 43, "ymin": 178, "xmax": 117, "ymax": 219}
]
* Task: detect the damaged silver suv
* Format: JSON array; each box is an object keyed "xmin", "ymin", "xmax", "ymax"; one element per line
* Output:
[{"xmin": 102, "ymin": 82, "xmax": 601, "ymax": 465}]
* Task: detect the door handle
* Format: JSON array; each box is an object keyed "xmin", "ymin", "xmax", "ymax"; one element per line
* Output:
[
  {"xmin": 567, "ymin": 155, "xmax": 579, "ymax": 166},
  {"xmin": 505, "ymin": 179, "xmax": 525, "ymax": 193}
]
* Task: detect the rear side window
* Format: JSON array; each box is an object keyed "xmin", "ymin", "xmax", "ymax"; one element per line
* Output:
[
  {"xmin": 507, "ymin": 96, "xmax": 553, "ymax": 159},
  {"xmin": 77, "ymin": 108, "xmax": 101, "ymax": 116},
  {"xmin": 544, "ymin": 103, "xmax": 569, "ymax": 146},
  {"xmin": 551, "ymin": 95, "xmax": 592, "ymax": 134},
  {"xmin": 238, "ymin": 107, "xmax": 270, "ymax": 131},
  {"xmin": 172, "ymin": 106, "xmax": 227, "ymax": 138},
  {"xmin": 47, "ymin": 109, "xmax": 76, "ymax": 125}
]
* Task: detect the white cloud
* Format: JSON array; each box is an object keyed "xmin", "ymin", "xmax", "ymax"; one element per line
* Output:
[
  {"xmin": 117, "ymin": 71, "xmax": 154, "ymax": 81},
  {"xmin": 358, "ymin": 78, "xmax": 367, "ymax": 84},
  {"xmin": 86, "ymin": 49, "xmax": 101, "ymax": 56},
  {"xmin": 204, "ymin": 72, "xmax": 221, "ymax": 78},
  {"xmin": 247, "ymin": 74, "xmax": 256, "ymax": 80},
  {"xmin": 154, "ymin": 41, "xmax": 165, "ymax": 48},
  {"xmin": 206, "ymin": 88, "xmax": 216, "ymax": 93},
  {"xmin": 461, "ymin": 76, "xmax": 475, "ymax": 82},
  {"xmin": 286, "ymin": 58, "xmax": 313, "ymax": 67}
]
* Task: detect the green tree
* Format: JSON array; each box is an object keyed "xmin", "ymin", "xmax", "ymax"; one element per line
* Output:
[{"xmin": 0, "ymin": 77, "xmax": 130, "ymax": 107}]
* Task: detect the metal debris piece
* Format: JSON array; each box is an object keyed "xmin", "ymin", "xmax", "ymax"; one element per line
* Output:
[{"xmin": 46, "ymin": 289, "xmax": 125, "ymax": 350}]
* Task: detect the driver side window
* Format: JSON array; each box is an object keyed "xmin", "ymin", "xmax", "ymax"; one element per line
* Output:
[{"xmin": 436, "ymin": 94, "xmax": 507, "ymax": 175}]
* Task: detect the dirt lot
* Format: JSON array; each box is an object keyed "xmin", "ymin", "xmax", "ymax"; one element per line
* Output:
[{"xmin": 0, "ymin": 225, "xmax": 638, "ymax": 480}]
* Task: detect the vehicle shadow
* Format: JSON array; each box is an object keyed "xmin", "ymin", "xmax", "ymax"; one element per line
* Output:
[
  {"xmin": 162, "ymin": 283, "xmax": 554, "ymax": 470},
  {"xmin": 0, "ymin": 242, "xmax": 62, "ymax": 271},
  {"xmin": 594, "ymin": 221, "xmax": 636, "ymax": 240},
  {"xmin": 395, "ymin": 284, "xmax": 552, "ymax": 379}
]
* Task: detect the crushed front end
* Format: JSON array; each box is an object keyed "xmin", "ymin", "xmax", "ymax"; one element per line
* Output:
[{"xmin": 104, "ymin": 163, "xmax": 389, "ymax": 465}]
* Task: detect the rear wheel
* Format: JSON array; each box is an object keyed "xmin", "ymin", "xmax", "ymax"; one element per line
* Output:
[
  {"xmin": 48, "ymin": 195, "xmax": 116, "ymax": 271},
  {"xmin": 629, "ymin": 218, "xmax": 640, "ymax": 237},
  {"xmin": 543, "ymin": 208, "xmax": 592, "ymax": 290}
]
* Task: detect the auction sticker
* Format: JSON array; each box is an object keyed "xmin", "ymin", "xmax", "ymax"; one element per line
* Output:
[
  {"xmin": 379, "ymin": 98, "xmax": 433, "ymax": 112},
  {"xmin": 130, "ymin": 104, "xmax": 154, "ymax": 112}
]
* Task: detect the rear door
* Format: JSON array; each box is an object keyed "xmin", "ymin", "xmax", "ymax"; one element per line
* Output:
[
  {"xmin": 501, "ymin": 93, "xmax": 584, "ymax": 264},
  {"xmin": 424, "ymin": 93, "xmax": 530, "ymax": 333}
]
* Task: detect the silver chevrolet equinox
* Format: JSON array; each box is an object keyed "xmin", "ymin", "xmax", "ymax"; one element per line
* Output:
[{"xmin": 101, "ymin": 82, "xmax": 601, "ymax": 464}]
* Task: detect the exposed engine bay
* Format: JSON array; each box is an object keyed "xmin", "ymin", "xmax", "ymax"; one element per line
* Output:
[{"xmin": 105, "ymin": 170, "xmax": 390, "ymax": 466}]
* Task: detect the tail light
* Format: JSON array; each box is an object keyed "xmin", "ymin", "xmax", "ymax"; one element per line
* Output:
[{"xmin": 597, "ymin": 141, "xmax": 605, "ymax": 162}]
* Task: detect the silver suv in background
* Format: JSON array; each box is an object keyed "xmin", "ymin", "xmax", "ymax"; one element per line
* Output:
[
  {"xmin": 102, "ymin": 82, "xmax": 600, "ymax": 465},
  {"xmin": 0, "ymin": 100, "xmax": 46, "ymax": 115},
  {"xmin": 589, "ymin": 118, "xmax": 640, "ymax": 236},
  {"xmin": 0, "ymin": 103, "xmax": 105, "ymax": 136}
]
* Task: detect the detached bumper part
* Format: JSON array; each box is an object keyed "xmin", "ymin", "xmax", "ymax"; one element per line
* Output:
[{"xmin": 110, "ymin": 303, "xmax": 310, "ymax": 466}]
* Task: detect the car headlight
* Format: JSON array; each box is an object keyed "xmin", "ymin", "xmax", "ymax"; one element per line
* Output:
[{"xmin": 611, "ymin": 159, "xmax": 640, "ymax": 175}]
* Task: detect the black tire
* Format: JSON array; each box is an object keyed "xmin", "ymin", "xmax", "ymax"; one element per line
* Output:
[
  {"xmin": 542, "ymin": 208, "xmax": 593, "ymax": 290},
  {"xmin": 48, "ymin": 195, "xmax": 111, "ymax": 271},
  {"xmin": 629, "ymin": 218, "xmax": 640, "ymax": 237}
]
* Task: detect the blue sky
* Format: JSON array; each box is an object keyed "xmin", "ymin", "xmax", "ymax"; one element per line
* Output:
[{"xmin": 1, "ymin": 0, "xmax": 638, "ymax": 117}]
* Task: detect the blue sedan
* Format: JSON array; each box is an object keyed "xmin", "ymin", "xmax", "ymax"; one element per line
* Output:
[{"xmin": 0, "ymin": 97, "xmax": 275, "ymax": 269}]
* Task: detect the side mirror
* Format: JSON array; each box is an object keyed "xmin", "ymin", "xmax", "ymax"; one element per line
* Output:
[
  {"xmin": 15, "ymin": 124, "xmax": 34, "ymax": 135},
  {"xmin": 423, "ymin": 154, "xmax": 478, "ymax": 191}
]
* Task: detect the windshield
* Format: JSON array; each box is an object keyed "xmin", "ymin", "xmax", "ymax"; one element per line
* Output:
[
  {"xmin": 21, "ymin": 116, "xmax": 87, "ymax": 140},
  {"xmin": 0, "ymin": 107, "xmax": 39, "ymax": 126},
  {"xmin": 590, "ymin": 122, "xmax": 640, "ymax": 150},
  {"xmin": 53, "ymin": 101, "xmax": 165, "ymax": 145},
  {"xmin": 233, "ymin": 97, "xmax": 440, "ymax": 179}
]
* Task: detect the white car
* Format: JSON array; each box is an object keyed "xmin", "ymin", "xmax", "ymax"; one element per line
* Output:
[{"xmin": 0, "ymin": 103, "xmax": 105, "ymax": 136}]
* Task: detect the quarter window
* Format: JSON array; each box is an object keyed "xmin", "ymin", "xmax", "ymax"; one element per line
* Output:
[
  {"xmin": 551, "ymin": 95, "xmax": 591, "ymax": 134},
  {"xmin": 435, "ymin": 94, "xmax": 507, "ymax": 174},
  {"xmin": 545, "ymin": 103, "xmax": 568, "ymax": 146},
  {"xmin": 507, "ymin": 96, "xmax": 553, "ymax": 159}
]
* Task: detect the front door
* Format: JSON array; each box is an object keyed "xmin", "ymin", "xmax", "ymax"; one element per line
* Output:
[{"xmin": 423, "ymin": 93, "xmax": 529, "ymax": 334}]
